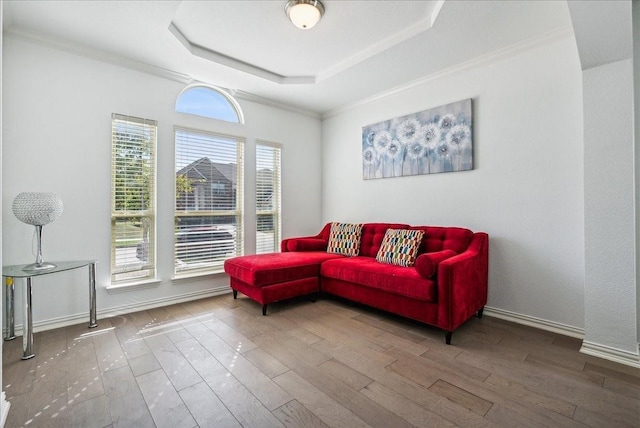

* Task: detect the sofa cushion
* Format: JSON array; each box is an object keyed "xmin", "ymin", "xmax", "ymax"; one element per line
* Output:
[
  {"xmin": 359, "ymin": 223, "xmax": 411, "ymax": 257},
  {"xmin": 409, "ymin": 226, "xmax": 473, "ymax": 253},
  {"xmin": 415, "ymin": 249, "xmax": 457, "ymax": 278},
  {"xmin": 320, "ymin": 257, "xmax": 436, "ymax": 302},
  {"xmin": 286, "ymin": 238, "xmax": 327, "ymax": 252},
  {"xmin": 327, "ymin": 222, "xmax": 363, "ymax": 256},
  {"xmin": 224, "ymin": 252, "xmax": 344, "ymax": 287},
  {"xmin": 375, "ymin": 229, "xmax": 424, "ymax": 267}
]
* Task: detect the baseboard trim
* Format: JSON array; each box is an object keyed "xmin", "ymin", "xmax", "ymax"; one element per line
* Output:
[
  {"xmin": 484, "ymin": 306, "xmax": 640, "ymax": 368},
  {"xmin": 3, "ymin": 286, "xmax": 231, "ymax": 337},
  {"xmin": 6, "ymin": 294, "xmax": 640, "ymax": 370},
  {"xmin": 484, "ymin": 306, "xmax": 585, "ymax": 339},
  {"xmin": 580, "ymin": 341, "xmax": 640, "ymax": 368}
]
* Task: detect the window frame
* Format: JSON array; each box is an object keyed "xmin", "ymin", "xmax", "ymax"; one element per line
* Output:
[
  {"xmin": 256, "ymin": 141, "xmax": 282, "ymax": 254},
  {"xmin": 174, "ymin": 126, "xmax": 245, "ymax": 277},
  {"xmin": 110, "ymin": 113, "xmax": 157, "ymax": 285},
  {"xmin": 175, "ymin": 84, "xmax": 245, "ymax": 124}
]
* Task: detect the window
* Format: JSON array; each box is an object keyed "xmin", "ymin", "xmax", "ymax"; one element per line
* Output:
[
  {"xmin": 175, "ymin": 85, "xmax": 243, "ymax": 123},
  {"xmin": 110, "ymin": 114, "xmax": 157, "ymax": 284},
  {"xmin": 256, "ymin": 143, "xmax": 281, "ymax": 253},
  {"xmin": 175, "ymin": 128, "xmax": 244, "ymax": 275}
]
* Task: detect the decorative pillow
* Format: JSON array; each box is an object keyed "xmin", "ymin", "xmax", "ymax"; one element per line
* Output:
[
  {"xmin": 415, "ymin": 249, "xmax": 457, "ymax": 278},
  {"xmin": 327, "ymin": 222, "xmax": 363, "ymax": 256},
  {"xmin": 376, "ymin": 229, "xmax": 425, "ymax": 267}
]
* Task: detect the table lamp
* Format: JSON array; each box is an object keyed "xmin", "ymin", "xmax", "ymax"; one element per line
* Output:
[{"xmin": 12, "ymin": 192, "xmax": 64, "ymax": 272}]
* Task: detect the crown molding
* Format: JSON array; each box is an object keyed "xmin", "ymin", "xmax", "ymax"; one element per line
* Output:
[
  {"xmin": 4, "ymin": 29, "xmax": 193, "ymax": 84},
  {"xmin": 5, "ymin": 24, "xmax": 573, "ymax": 122},
  {"xmin": 168, "ymin": 22, "xmax": 316, "ymax": 85},
  {"xmin": 4, "ymin": 29, "xmax": 320, "ymax": 119},
  {"xmin": 322, "ymin": 26, "xmax": 575, "ymax": 119},
  {"xmin": 230, "ymin": 89, "xmax": 321, "ymax": 119},
  {"xmin": 316, "ymin": 0, "xmax": 444, "ymax": 82}
]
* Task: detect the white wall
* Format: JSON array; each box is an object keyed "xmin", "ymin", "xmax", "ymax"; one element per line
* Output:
[
  {"xmin": 582, "ymin": 58, "xmax": 638, "ymax": 357},
  {"xmin": 2, "ymin": 36, "xmax": 322, "ymax": 330},
  {"xmin": 322, "ymin": 36, "xmax": 586, "ymax": 331},
  {"xmin": 566, "ymin": 0, "xmax": 639, "ymax": 364}
]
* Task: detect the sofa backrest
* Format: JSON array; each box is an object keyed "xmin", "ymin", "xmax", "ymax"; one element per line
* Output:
[
  {"xmin": 315, "ymin": 222, "xmax": 472, "ymax": 257},
  {"xmin": 316, "ymin": 222, "xmax": 410, "ymax": 257},
  {"xmin": 409, "ymin": 226, "xmax": 473, "ymax": 254},
  {"xmin": 359, "ymin": 223, "xmax": 410, "ymax": 257}
]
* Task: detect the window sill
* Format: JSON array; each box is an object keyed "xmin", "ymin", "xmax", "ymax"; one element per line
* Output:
[
  {"xmin": 171, "ymin": 270, "xmax": 226, "ymax": 283},
  {"xmin": 106, "ymin": 278, "xmax": 162, "ymax": 293}
]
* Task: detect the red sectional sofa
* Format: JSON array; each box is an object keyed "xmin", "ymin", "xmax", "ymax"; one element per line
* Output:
[{"xmin": 224, "ymin": 222, "xmax": 488, "ymax": 344}]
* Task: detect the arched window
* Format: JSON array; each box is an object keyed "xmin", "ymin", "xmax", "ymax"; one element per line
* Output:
[
  {"xmin": 174, "ymin": 84, "xmax": 246, "ymax": 276},
  {"xmin": 175, "ymin": 85, "xmax": 244, "ymax": 123}
]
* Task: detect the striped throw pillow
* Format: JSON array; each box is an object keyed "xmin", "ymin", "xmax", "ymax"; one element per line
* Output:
[
  {"xmin": 376, "ymin": 229, "xmax": 425, "ymax": 267},
  {"xmin": 327, "ymin": 222, "xmax": 363, "ymax": 256}
]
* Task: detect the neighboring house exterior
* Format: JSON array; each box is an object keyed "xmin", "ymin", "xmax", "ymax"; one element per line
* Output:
[{"xmin": 176, "ymin": 157, "xmax": 237, "ymax": 212}]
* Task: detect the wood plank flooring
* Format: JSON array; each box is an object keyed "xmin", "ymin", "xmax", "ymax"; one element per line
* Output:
[{"xmin": 3, "ymin": 293, "xmax": 639, "ymax": 428}]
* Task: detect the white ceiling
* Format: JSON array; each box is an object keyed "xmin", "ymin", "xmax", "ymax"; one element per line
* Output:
[
  {"xmin": 3, "ymin": 0, "xmax": 575, "ymax": 116},
  {"xmin": 567, "ymin": 0, "xmax": 633, "ymax": 71}
]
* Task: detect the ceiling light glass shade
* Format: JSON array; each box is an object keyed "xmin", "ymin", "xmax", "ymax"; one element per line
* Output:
[
  {"xmin": 285, "ymin": 0, "xmax": 324, "ymax": 30},
  {"xmin": 12, "ymin": 192, "xmax": 64, "ymax": 271}
]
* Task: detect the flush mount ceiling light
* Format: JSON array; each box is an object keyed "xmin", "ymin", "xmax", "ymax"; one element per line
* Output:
[{"xmin": 285, "ymin": 0, "xmax": 325, "ymax": 30}]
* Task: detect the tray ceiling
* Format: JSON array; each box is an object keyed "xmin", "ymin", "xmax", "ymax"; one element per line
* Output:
[{"xmin": 3, "ymin": 1, "xmax": 575, "ymax": 115}]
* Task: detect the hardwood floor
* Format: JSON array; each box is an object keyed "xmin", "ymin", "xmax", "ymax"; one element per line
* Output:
[{"xmin": 3, "ymin": 293, "xmax": 639, "ymax": 428}]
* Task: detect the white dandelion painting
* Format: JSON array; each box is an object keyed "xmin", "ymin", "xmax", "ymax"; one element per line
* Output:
[{"xmin": 362, "ymin": 99, "xmax": 472, "ymax": 179}]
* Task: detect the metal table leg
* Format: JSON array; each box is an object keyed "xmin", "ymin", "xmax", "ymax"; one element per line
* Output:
[
  {"xmin": 4, "ymin": 277, "xmax": 15, "ymax": 341},
  {"xmin": 88, "ymin": 262, "xmax": 98, "ymax": 328},
  {"xmin": 22, "ymin": 277, "xmax": 34, "ymax": 360}
]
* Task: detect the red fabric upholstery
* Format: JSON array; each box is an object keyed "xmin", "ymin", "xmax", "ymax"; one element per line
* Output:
[
  {"xmin": 358, "ymin": 223, "xmax": 410, "ymax": 257},
  {"xmin": 223, "ymin": 252, "xmax": 343, "ymax": 287},
  {"xmin": 322, "ymin": 277, "xmax": 439, "ymax": 326},
  {"xmin": 415, "ymin": 249, "xmax": 457, "ymax": 278},
  {"xmin": 409, "ymin": 226, "xmax": 473, "ymax": 253},
  {"xmin": 230, "ymin": 276, "xmax": 319, "ymax": 305},
  {"xmin": 226, "ymin": 222, "xmax": 488, "ymax": 342},
  {"xmin": 281, "ymin": 223, "xmax": 332, "ymax": 252},
  {"xmin": 286, "ymin": 238, "xmax": 327, "ymax": 252},
  {"xmin": 321, "ymin": 257, "xmax": 436, "ymax": 302},
  {"xmin": 437, "ymin": 232, "xmax": 489, "ymax": 331}
]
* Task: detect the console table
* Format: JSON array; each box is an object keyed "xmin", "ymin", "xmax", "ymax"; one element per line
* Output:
[{"xmin": 3, "ymin": 260, "xmax": 98, "ymax": 360}]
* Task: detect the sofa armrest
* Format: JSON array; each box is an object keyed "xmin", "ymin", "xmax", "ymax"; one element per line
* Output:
[
  {"xmin": 415, "ymin": 250, "xmax": 457, "ymax": 278},
  {"xmin": 281, "ymin": 223, "xmax": 333, "ymax": 252},
  {"xmin": 436, "ymin": 232, "xmax": 489, "ymax": 331}
]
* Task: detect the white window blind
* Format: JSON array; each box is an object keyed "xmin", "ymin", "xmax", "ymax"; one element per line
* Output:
[
  {"xmin": 256, "ymin": 143, "xmax": 281, "ymax": 254},
  {"xmin": 175, "ymin": 128, "xmax": 244, "ymax": 275},
  {"xmin": 111, "ymin": 113, "xmax": 157, "ymax": 283}
]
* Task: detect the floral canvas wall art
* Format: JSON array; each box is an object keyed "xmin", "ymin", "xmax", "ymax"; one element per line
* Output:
[{"xmin": 362, "ymin": 99, "xmax": 473, "ymax": 179}]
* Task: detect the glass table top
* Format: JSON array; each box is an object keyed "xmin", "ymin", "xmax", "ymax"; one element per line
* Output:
[{"xmin": 3, "ymin": 260, "xmax": 96, "ymax": 278}]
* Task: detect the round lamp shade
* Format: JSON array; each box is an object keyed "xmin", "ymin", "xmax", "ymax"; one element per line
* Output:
[{"xmin": 12, "ymin": 192, "xmax": 64, "ymax": 226}]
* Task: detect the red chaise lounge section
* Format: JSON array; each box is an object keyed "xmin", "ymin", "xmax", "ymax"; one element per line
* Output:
[{"xmin": 223, "ymin": 251, "xmax": 344, "ymax": 315}]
